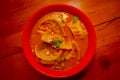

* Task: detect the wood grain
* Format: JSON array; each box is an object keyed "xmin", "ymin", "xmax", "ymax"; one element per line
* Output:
[
  {"xmin": 0, "ymin": 41, "xmax": 120, "ymax": 80},
  {"xmin": 0, "ymin": 52, "xmax": 47, "ymax": 80},
  {"xmin": 0, "ymin": 0, "xmax": 120, "ymax": 80}
]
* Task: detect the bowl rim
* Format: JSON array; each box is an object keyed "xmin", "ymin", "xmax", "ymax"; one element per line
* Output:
[{"xmin": 22, "ymin": 4, "xmax": 96, "ymax": 78}]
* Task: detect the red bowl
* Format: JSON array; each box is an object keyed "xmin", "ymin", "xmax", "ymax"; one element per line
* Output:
[{"xmin": 22, "ymin": 4, "xmax": 96, "ymax": 78}]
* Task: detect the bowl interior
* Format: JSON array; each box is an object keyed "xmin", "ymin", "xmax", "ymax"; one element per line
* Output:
[{"xmin": 22, "ymin": 4, "xmax": 96, "ymax": 78}]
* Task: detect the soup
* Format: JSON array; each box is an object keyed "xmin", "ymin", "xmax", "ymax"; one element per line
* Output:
[{"xmin": 30, "ymin": 12, "xmax": 88, "ymax": 70}]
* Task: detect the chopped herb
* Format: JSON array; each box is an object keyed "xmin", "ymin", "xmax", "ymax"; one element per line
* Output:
[
  {"xmin": 51, "ymin": 40, "xmax": 58, "ymax": 45},
  {"xmin": 72, "ymin": 16, "xmax": 79, "ymax": 23},
  {"xmin": 56, "ymin": 44, "xmax": 60, "ymax": 48},
  {"xmin": 51, "ymin": 39, "xmax": 63, "ymax": 48},
  {"xmin": 40, "ymin": 45, "xmax": 46, "ymax": 50},
  {"xmin": 58, "ymin": 39, "xmax": 63, "ymax": 43}
]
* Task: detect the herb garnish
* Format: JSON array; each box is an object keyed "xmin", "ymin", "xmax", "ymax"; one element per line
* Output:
[
  {"xmin": 40, "ymin": 45, "xmax": 46, "ymax": 50},
  {"xmin": 72, "ymin": 16, "xmax": 79, "ymax": 23},
  {"xmin": 51, "ymin": 39, "xmax": 63, "ymax": 48}
]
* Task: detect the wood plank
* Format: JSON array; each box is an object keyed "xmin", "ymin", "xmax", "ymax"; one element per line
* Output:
[
  {"xmin": 0, "ymin": 32, "xmax": 22, "ymax": 58},
  {"xmin": 1, "ymin": 18, "xmax": 120, "ymax": 59},
  {"xmin": 0, "ymin": 0, "xmax": 120, "ymax": 38},
  {"xmin": 0, "ymin": 19, "xmax": 120, "ymax": 79},
  {"xmin": 95, "ymin": 18, "xmax": 120, "ymax": 48},
  {"xmin": 0, "ymin": 41, "xmax": 120, "ymax": 80},
  {"xmin": 79, "ymin": 0, "xmax": 120, "ymax": 25},
  {"xmin": 80, "ymin": 41, "xmax": 120, "ymax": 80},
  {"xmin": 0, "ymin": 52, "xmax": 47, "ymax": 80},
  {"xmin": 0, "ymin": 0, "xmax": 120, "ymax": 79}
]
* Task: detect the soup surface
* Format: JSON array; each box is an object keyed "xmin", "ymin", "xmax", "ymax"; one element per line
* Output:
[{"xmin": 30, "ymin": 12, "xmax": 88, "ymax": 70}]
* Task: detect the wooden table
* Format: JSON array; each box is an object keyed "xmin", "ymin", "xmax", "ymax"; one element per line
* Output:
[{"xmin": 0, "ymin": 0, "xmax": 120, "ymax": 80}]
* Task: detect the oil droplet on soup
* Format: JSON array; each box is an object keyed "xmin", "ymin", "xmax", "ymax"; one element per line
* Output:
[{"xmin": 30, "ymin": 12, "xmax": 88, "ymax": 70}]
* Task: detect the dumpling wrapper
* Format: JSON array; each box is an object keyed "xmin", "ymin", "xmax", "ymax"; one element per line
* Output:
[
  {"xmin": 41, "ymin": 33, "xmax": 73, "ymax": 50},
  {"xmin": 35, "ymin": 45, "xmax": 62, "ymax": 61},
  {"xmin": 60, "ymin": 39, "xmax": 73, "ymax": 50},
  {"xmin": 68, "ymin": 21, "xmax": 87, "ymax": 38}
]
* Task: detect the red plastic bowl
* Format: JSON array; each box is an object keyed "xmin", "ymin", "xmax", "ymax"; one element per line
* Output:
[{"xmin": 22, "ymin": 4, "xmax": 96, "ymax": 78}]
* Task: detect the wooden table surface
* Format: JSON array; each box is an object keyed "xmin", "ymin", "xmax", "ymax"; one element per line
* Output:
[{"xmin": 0, "ymin": 0, "xmax": 120, "ymax": 80}]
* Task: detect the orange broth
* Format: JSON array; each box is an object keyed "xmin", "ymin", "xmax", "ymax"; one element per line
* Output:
[{"xmin": 30, "ymin": 12, "xmax": 88, "ymax": 70}]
